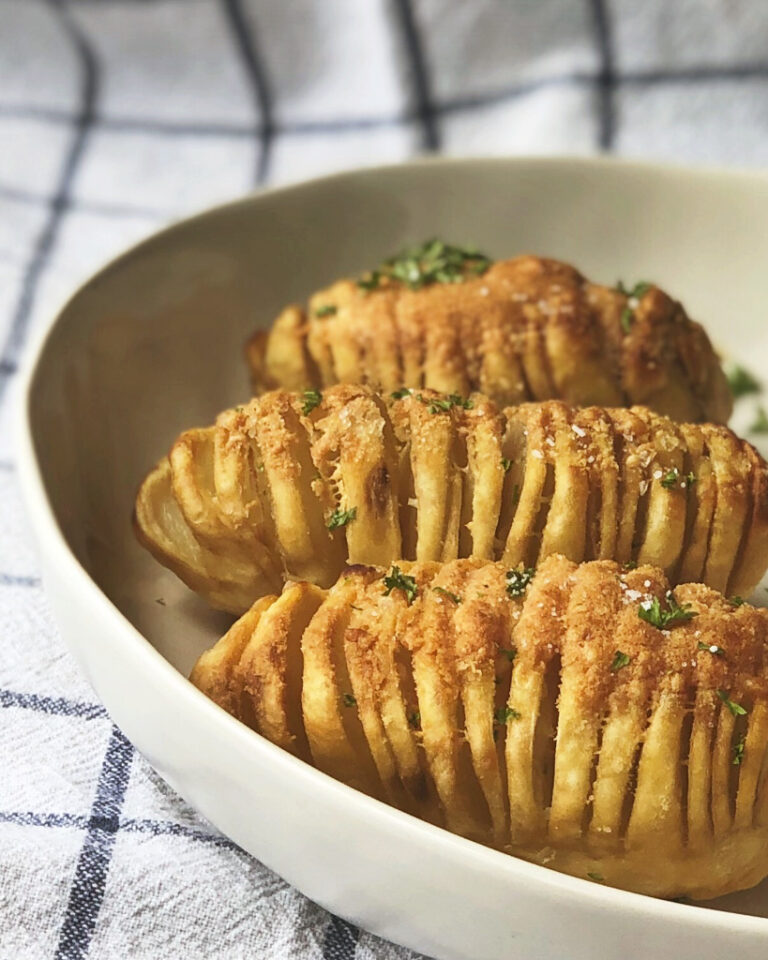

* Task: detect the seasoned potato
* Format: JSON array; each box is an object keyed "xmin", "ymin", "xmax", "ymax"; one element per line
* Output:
[
  {"xmin": 192, "ymin": 556, "xmax": 768, "ymax": 900},
  {"xmin": 246, "ymin": 251, "xmax": 731, "ymax": 424},
  {"xmin": 135, "ymin": 386, "xmax": 768, "ymax": 613}
]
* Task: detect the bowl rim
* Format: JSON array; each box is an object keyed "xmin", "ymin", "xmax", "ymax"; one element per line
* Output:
[{"xmin": 15, "ymin": 153, "xmax": 768, "ymax": 936}]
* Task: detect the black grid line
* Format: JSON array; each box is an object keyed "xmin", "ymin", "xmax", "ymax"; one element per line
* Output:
[
  {"xmin": 0, "ymin": 688, "xmax": 107, "ymax": 720},
  {"xmin": 0, "ymin": 181, "xmax": 170, "ymax": 222},
  {"xmin": 391, "ymin": 0, "xmax": 440, "ymax": 151},
  {"xmin": 590, "ymin": 0, "xmax": 616, "ymax": 151},
  {"xmin": 322, "ymin": 915, "xmax": 360, "ymax": 960},
  {"xmin": 0, "ymin": 811, "xmax": 89, "ymax": 829},
  {"xmin": 221, "ymin": 0, "xmax": 274, "ymax": 184},
  {"xmin": 0, "ymin": 0, "xmax": 99, "ymax": 398},
  {"xmin": 54, "ymin": 726, "xmax": 134, "ymax": 960}
]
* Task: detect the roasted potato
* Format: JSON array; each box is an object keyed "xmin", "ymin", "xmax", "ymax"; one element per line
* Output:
[
  {"xmin": 192, "ymin": 555, "xmax": 768, "ymax": 900},
  {"xmin": 135, "ymin": 386, "xmax": 768, "ymax": 613},
  {"xmin": 246, "ymin": 251, "xmax": 732, "ymax": 424}
]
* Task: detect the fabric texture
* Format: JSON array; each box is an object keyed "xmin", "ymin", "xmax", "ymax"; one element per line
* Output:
[{"xmin": 2, "ymin": 1, "xmax": 767, "ymax": 957}]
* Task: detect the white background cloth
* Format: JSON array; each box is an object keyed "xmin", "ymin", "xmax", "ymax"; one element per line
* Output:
[{"xmin": 2, "ymin": 1, "xmax": 768, "ymax": 957}]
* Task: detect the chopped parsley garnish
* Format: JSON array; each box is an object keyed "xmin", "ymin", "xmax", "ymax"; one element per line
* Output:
[
  {"xmin": 506, "ymin": 567, "xmax": 535, "ymax": 598},
  {"xmin": 623, "ymin": 560, "xmax": 638, "ymax": 570},
  {"xmin": 616, "ymin": 280, "xmax": 651, "ymax": 334},
  {"xmin": 417, "ymin": 392, "xmax": 473, "ymax": 414},
  {"xmin": 727, "ymin": 364, "xmax": 762, "ymax": 400},
  {"xmin": 501, "ymin": 457, "xmax": 513, "ymax": 472},
  {"xmin": 357, "ymin": 239, "xmax": 492, "ymax": 292},
  {"xmin": 314, "ymin": 304, "xmax": 337, "ymax": 318},
  {"xmin": 611, "ymin": 650, "xmax": 631, "ymax": 672},
  {"xmin": 383, "ymin": 565, "xmax": 418, "ymax": 605},
  {"xmin": 750, "ymin": 405, "xmax": 768, "ymax": 433},
  {"xmin": 638, "ymin": 591, "xmax": 697, "ymax": 629},
  {"xmin": 494, "ymin": 706, "xmax": 521, "ymax": 724},
  {"xmin": 391, "ymin": 387, "xmax": 412, "ymax": 399},
  {"xmin": 717, "ymin": 690, "xmax": 747, "ymax": 717},
  {"xmin": 342, "ymin": 693, "xmax": 356, "ymax": 708},
  {"xmin": 697, "ymin": 640, "xmax": 725, "ymax": 657},
  {"xmin": 433, "ymin": 586, "xmax": 461, "ymax": 604},
  {"xmin": 660, "ymin": 468, "xmax": 695, "ymax": 490},
  {"xmin": 327, "ymin": 507, "xmax": 357, "ymax": 530},
  {"xmin": 408, "ymin": 711, "xmax": 421, "ymax": 729},
  {"xmin": 301, "ymin": 389, "xmax": 322, "ymax": 415},
  {"xmin": 729, "ymin": 596, "xmax": 745, "ymax": 608},
  {"xmin": 501, "ymin": 647, "xmax": 517, "ymax": 663},
  {"xmin": 587, "ymin": 871, "xmax": 604, "ymax": 883},
  {"xmin": 733, "ymin": 735, "xmax": 746, "ymax": 766}
]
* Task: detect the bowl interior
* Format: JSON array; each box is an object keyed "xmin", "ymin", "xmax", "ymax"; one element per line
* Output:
[{"xmin": 26, "ymin": 157, "xmax": 768, "ymax": 921}]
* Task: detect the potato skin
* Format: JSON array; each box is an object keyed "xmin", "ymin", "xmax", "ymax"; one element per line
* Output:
[
  {"xmin": 192, "ymin": 555, "xmax": 768, "ymax": 900},
  {"xmin": 246, "ymin": 255, "xmax": 732, "ymax": 425},
  {"xmin": 135, "ymin": 386, "xmax": 768, "ymax": 613}
]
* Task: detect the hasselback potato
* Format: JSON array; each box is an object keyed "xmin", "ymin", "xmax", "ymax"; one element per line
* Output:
[
  {"xmin": 246, "ymin": 250, "xmax": 732, "ymax": 424},
  {"xmin": 135, "ymin": 386, "xmax": 768, "ymax": 613},
  {"xmin": 191, "ymin": 555, "xmax": 768, "ymax": 899}
]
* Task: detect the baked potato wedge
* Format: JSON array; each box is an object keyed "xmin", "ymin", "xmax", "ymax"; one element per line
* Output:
[
  {"xmin": 135, "ymin": 386, "xmax": 768, "ymax": 613},
  {"xmin": 246, "ymin": 250, "xmax": 731, "ymax": 424},
  {"xmin": 192, "ymin": 556, "xmax": 768, "ymax": 900}
]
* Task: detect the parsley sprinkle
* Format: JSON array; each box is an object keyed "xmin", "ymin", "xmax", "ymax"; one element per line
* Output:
[
  {"xmin": 314, "ymin": 304, "xmax": 337, "ymax": 318},
  {"xmin": 501, "ymin": 647, "xmax": 517, "ymax": 663},
  {"xmin": 624, "ymin": 560, "xmax": 638, "ymax": 570},
  {"xmin": 327, "ymin": 507, "xmax": 357, "ymax": 530},
  {"xmin": 729, "ymin": 596, "xmax": 745, "ymax": 607},
  {"xmin": 620, "ymin": 306, "xmax": 633, "ymax": 335},
  {"xmin": 494, "ymin": 706, "xmax": 521, "ymax": 724},
  {"xmin": 733, "ymin": 735, "xmax": 746, "ymax": 766},
  {"xmin": 357, "ymin": 239, "xmax": 492, "ymax": 293},
  {"xmin": 418, "ymin": 392, "xmax": 473, "ymax": 414},
  {"xmin": 506, "ymin": 567, "xmax": 535, "ymax": 598},
  {"xmin": 727, "ymin": 364, "xmax": 762, "ymax": 400},
  {"xmin": 697, "ymin": 640, "xmax": 725, "ymax": 657},
  {"xmin": 660, "ymin": 468, "xmax": 680, "ymax": 489},
  {"xmin": 638, "ymin": 591, "xmax": 697, "ymax": 629},
  {"xmin": 501, "ymin": 457, "xmax": 513, "ymax": 472},
  {"xmin": 587, "ymin": 871, "xmax": 604, "ymax": 883},
  {"xmin": 433, "ymin": 586, "xmax": 461, "ymax": 604},
  {"xmin": 408, "ymin": 711, "xmax": 421, "ymax": 729},
  {"xmin": 611, "ymin": 650, "xmax": 631, "ymax": 672},
  {"xmin": 301, "ymin": 389, "xmax": 322, "ymax": 415},
  {"xmin": 750, "ymin": 405, "xmax": 768, "ymax": 433},
  {"xmin": 391, "ymin": 387, "xmax": 412, "ymax": 399},
  {"xmin": 616, "ymin": 280, "xmax": 651, "ymax": 334},
  {"xmin": 717, "ymin": 690, "xmax": 747, "ymax": 717},
  {"xmin": 383, "ymin": 565, "xmax": 418, "ymax": 605},
  {"xmin": 342, "ymin": 693, "xmax": 356, "ymax": 708}
]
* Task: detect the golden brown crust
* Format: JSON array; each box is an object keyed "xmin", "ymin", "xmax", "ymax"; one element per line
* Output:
[
  {"xmin": 191, "ymin": 556, "xmax": 768, "ymax": 899},
  {"xmin": 247, "ymin": 255, "xmax": 732, "ymax": 424},
  {"xmin": 134, "ymin": 386, "xmax": 768, "ymax": 613}
]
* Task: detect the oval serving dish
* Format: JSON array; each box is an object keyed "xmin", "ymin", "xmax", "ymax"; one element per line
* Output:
[{"xmin": 17, "ymin": 157, "xmax": 768, "ymax": 960}]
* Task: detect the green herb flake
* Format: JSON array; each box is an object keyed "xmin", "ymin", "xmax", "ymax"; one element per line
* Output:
[
  {"xmin": 587, "ymin": 871, "xmax": 604, "ymax": 883},
  {"xmin": 418, "ymin": 392, "xmax": 473, "ymax": 414},
  {"xmin": 697, "ymin": 640, "xmax": 725, "ymax": 657},
  {"xmin": 727, "ymin": 364, "xmax": 762, "ymax": 400},
  {"xmin": 616, "ymin": 280, "xmax": 652, "ymax": 299},
  {"xmin": 391, "ymin": 387, "xmax": 412, "ymax": 399},
  {"xmin": 611, "ymin": 650, "xmax": 631, "ymax": 672},
  {"xmin": 314, "ymin": 304, "xmax": 337, "ymax": 318},
  {"xmin": 729, "ymin": 596, "xmax": 745, "ymax": 608},
  {"xmin": 342, "ymin": 693, "xmax": 357, "ymax": 708},
  {"xmin": 383, "ymin": 565, "xmax": 418, "ymax": 605},
  {"xmin": 616, "ymin": 280, "xmax": 651, "ymax": 334},
  {"xmin": 623, "ymin": 560, "xmax": 638, "ymax": 571},
  {"xmin": 327, "ymin": 507, "xmax": 357, "ymax": 530},
  {"xmin": 501, "ymin": 647, "xmax": 517, "ymax": 663},
  {"xmin": 358, "ymin": 239, "xmax": 492, "ymax": 293},
  {"xmin": 494, "ymin": 706, "xmax": 521, "ymax": 725},
  {"xmin": 750, "ymin": 405, "xmax": 768, "ymax": 433},
  {"xmin": 433, "ymin": 586, "xmax": 461, "ymax": 604},
  {"xmin": 660, "ymin": 468, "xmax": 680, "ymax": 489},
  {"xmin": 638, "ymin": 591, "xmax": 698, "ymax": 629},
  {"xmin": 733, "ymin": 735, "xmax": 746, "ymax": 766},
  {"xmin": 501, "ymin": 457, "xmax": 513, "ymax": 472},
  {"xmin": 408, "ymin": 711, "xmax": 421, "ymax": 729},
  {"xmin": 620, "ymin": 306, "xmax": 633, "ymax": 335},
  {"xmin": 506, "ymin": 567, "xmax": 535, "ymax": 598},
  {"xmin": 717, "ymin": 689, "xmax": 747, "ymax": 717},
  {"xmin": 301, "ymin": 389, "xmax": 323, "ymax": 415}
]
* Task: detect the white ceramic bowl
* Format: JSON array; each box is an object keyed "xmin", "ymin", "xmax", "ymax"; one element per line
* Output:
[{"xmin": 18, "ymin": 157, "xmax": 768, "ymax": 960}]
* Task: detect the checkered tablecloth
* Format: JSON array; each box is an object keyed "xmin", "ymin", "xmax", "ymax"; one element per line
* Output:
[{"xmin": 3, "ymin": 2, "xmax": 768, "ymax": 957}]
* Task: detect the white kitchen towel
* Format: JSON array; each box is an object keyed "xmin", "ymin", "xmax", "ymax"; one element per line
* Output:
[{"xmin": 2, "ymin": 1, "xmax": 768, "ymax": 957}]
